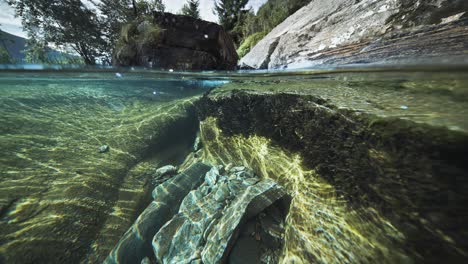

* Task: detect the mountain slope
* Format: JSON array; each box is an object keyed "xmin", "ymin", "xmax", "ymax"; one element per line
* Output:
[
  {"xmin": 0, "ymin": 29, "xmax": 82, "ymax": 64},
  {"xmin": 0, "ymin": 30, "xmax": 26, "ymax": 63}
]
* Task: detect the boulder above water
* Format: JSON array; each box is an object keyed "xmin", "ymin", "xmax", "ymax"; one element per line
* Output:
[
  {"xmin": 114, "ymin": 13, "xmax": 238, "ymax": 71},
  {"xmin": 239, "ymin": 0, "xmax": 468, "ymax": 69}
]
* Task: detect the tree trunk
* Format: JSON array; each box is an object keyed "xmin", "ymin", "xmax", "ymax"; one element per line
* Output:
[
  {"xmin": 75, "ymin": 43, "xmax": 96, "ymax": 65},
  {"xmin": 132, "ymin": 0, "xmax": 138, "ymax": 18}
]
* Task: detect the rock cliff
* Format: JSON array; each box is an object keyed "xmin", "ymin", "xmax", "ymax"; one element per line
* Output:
[
  {"xmin": 114, "ymin": 13, "xmax": 238, "ymax": 71},
  {"xmin": 240, "ymin": 0, "xmax": 468, "ymax": 69}
]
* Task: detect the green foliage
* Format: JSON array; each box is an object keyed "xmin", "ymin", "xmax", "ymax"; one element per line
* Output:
[
  {"xmin": 235, "ymin": 0, "xmax": 311, "ymax": 58},
  {"xmin": 7, "ymin": 0, "xmax": 105, "ymax": 65},
  {"xmin": 245, "ymin": 0, "xmax": 310, "ymax": 35},
  {"xmin": 136, "ymin": 0, "xmax": 165, "ymax": 16},
  {"xmin": 0, "ymin": 28, "xmax": 13, "ymax": 64},
  {"xmin": 236, "ymin": 31, "xmax": 268, "ymax": 58},
  {"xmin": 181, "ymin": 0, "xmax": 200, "ymax": 19},
  {"xmin": 24, "ymin": 38, "xmax": 48, "ymax": 64},
  {"xmin": 214, "ymin": 0, "xmax": 249, "ymax": 32},
  {"xmin": 115, "ymin": 18, "xmax": 161, "ymax": 64},
  {"xmin": 98, "ymin": 0, "xmax": 164, "ymax": 61},
  {"xmin": 0, "ymin": 47, "xmax": 12, "ymax": 64},
  {"xmin": 7, "ymin": 0, "xmax": 165, "ymax": 65},
  {"xmin": 139, "ymin": 23, "xmax": 161, "ymax": 46}
]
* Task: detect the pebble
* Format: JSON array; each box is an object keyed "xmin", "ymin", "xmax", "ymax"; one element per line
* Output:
[
  {"xmin": 399, "ymin": 105, "xmax": 409, "ymax": 110},
  {"xmin": 205, "ymin": 167, "xmax": 219, "ymax": 187},
  {"xmin": 155, "ymin": 165, "xmax": 177, "ymax": 177},
  {"xmin": 98, "ymin": 145, "xmax": 109, "ymax": 153},
  {"xmin": 115, "ymin": 73, "xmax": 123, "ymax": 78}
]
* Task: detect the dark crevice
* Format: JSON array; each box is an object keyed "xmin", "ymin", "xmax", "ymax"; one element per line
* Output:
[{"xmin": 0, "ymin": 198, "xmax": 20, "ymax": 222}]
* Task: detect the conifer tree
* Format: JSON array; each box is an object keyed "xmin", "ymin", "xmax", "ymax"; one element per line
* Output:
[
  {"xmin": 213, "ymin": 0, "xmax": 249, "ymax": 31},
  {"xmin": 181, "ymin": 0, "xmax": 200, "ymax": 19}
]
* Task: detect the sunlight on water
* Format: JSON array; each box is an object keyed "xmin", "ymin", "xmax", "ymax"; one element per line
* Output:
[
  {"xmin": 0, "ymin": 65, "xmax": 467, "ymax": 263},
  {"xmin": 200, "ymin": 118, "xmax": 410, "ymax": 263}
]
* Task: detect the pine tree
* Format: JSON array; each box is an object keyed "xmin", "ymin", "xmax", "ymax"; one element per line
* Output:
[
  {"xmin": 181, "ymin": 0, "xmax": 200, "ymax": 19},
  {"xmin": 214, "ymin": 0, "xmax": 249, "ymax": 31}
]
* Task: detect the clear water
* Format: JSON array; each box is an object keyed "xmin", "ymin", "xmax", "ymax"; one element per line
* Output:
[{"xmin": 0, "ymin": 66, "xmax": 467, "ymax": 263}]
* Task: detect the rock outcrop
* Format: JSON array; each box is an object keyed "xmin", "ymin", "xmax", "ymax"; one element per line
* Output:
[
  {"xmin": 239, "ymin": 0, "xmax": 468, "ymax": 69},
  {"xmin": 114, "ymin": 13, "xmax": 238, "ymax": 71}
]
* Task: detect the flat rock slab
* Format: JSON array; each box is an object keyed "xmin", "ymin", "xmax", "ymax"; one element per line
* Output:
[{"xmin": 240, "ymin": 0, "xmax": 468, "ymax": 69}]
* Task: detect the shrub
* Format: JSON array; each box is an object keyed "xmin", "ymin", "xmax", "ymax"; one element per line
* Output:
[
  {"xmin": 115, "ymin": 17, "xmax": 161, "ymax": 63},
  {"xmin": 237, "ymin": 31, "xmax": 268, "ymax": 58}
]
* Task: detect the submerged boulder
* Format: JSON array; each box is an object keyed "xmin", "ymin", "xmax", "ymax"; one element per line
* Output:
[
  {"xmin": 114, "ymin": 13, "xmax": 238, "ymax": 71},
  {"xmin": 104, "ymin": 163, "xmax": 211, "ymax": 264},
  {"xmin": 240, "ymin": 0, "xmax": 468, "ymax": 69},
  {"xmin": 106, "ymin": 160, "xmax": 290, "ymax": 264},
  {"xmin": 152, "ymin": 165, "xmax": 290, "ymax": 264}
]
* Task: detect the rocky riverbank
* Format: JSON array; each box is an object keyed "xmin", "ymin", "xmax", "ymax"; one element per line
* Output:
[{"xmin": 240, "ymin": 0, "xmax": 468, "ymax": 69}]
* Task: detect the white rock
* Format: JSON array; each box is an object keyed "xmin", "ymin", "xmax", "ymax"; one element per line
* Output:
[
  {"xmin": 155, "ymin": 165, "xmax": 177, "ymax": 177},
  {"xmin": 205, "ymin": 167, "xmax": 219, "ymax": 187}
]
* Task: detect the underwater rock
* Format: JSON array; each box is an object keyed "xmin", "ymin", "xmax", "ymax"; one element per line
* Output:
[
  {"xmin": 104, "ymin": 162, "xmax": 211, "ymax": 264},
  {"xmin": 114, "ymin": 13, "xmax": 238, "ymax": 70},
  {"xmin": 204, "ymin": 166, "xmax": 219, "ymax": 187},
  {"xmin": 193, "ymin": 133, "xmax": 202, "ymax": 152},
  {"xmin": 196, "ymin": 89, "xmax": 468, "ymax": 262},
  {"xmin": 154, "ymin": 165, "xmax": 177, "ymax": 176},
  {"xmin": 151, "ymin": 165, "xmax": 289, "ymax": 264},
  {"xmin": 201, "ymin": 178, "xmax": 288, "ymax": 263},
  {"xmin": 99, "ymin": 145, "xmax": 110, "ymax": 153},
  {"xmin": 150, "ymin": 165, "xmax": 178, "ymax": 187},
  {"xmin": 240, "ymin": 0, "xmax": 468, "ymax": 69},
  {"xmin": 140, "ymin": 257, "xmax": 151, "ymax": 264}
]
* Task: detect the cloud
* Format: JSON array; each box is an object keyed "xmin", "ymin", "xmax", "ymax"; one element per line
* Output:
[{"xmin": 0, "ymin": 2, "xmax": 25, "ymax": 37}]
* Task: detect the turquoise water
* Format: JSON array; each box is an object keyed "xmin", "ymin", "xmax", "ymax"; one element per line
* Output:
[{"xmin": 0, "ymin": 66, "xmax": 467, "ymax": 263}]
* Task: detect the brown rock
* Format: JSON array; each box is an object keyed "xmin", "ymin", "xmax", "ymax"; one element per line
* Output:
[{"xmin": 114, "ymin": 13, "xmax": 238, "ymax": 71}]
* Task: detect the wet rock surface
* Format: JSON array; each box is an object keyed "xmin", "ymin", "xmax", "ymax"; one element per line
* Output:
[
  {"xmin": 106, "ymin": 162, "xmax": 289, "ymax": 264},
  {"xmin": 240, "ymin": 0, "xmax": 468, "ymax": 69},
  {"xmin": 104, "ymin": 163, "xmax": 211, "ymax": 264}
]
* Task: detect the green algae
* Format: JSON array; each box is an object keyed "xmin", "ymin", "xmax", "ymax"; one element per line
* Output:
[
  {"xmin": 0, "ymin": 67, "xmax": 467, "ymax": 263},
  {"xmin": 0, "ymin": 72, "xmax": 203, "ymax": 263},
  {"xmin": 199, "ymin": 118, "xmax": 410, "ymax": 263},
  {"xmin": 210, "ymin": 71, "xmax": 468, "ymax": 132},
  {"xmin": 195, "ymin": 70, "xmax": 468, "ymax": 262}
]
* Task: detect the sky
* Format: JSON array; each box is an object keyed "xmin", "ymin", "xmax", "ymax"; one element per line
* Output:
[{"xmin": 0, "ymin": 0, "xmax": 267, "ymax": 38}]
